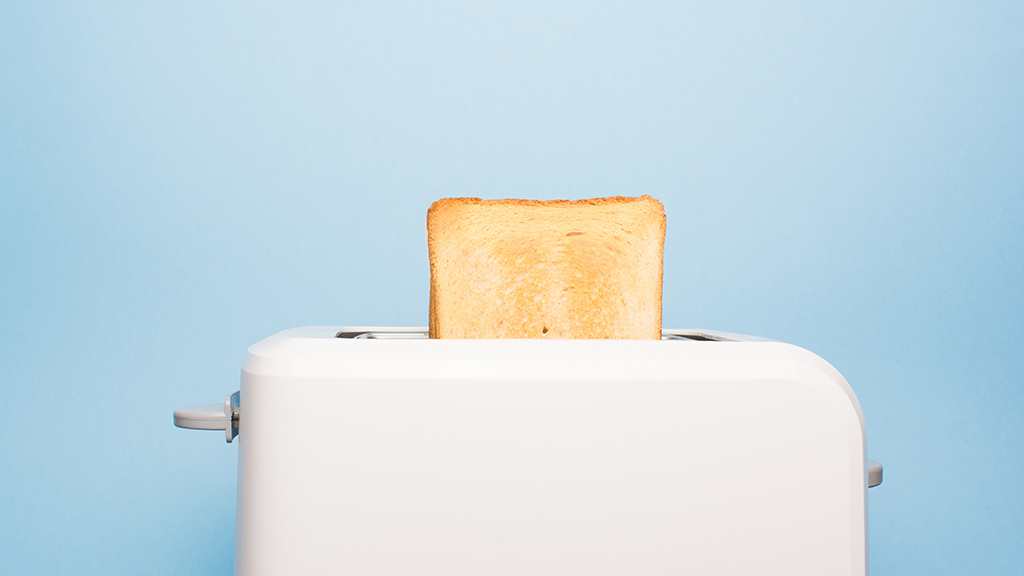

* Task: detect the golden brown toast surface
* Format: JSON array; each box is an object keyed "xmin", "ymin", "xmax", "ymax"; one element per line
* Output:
[{"xmin": 428, "ymin": 196, "xmax": 665, "ymax": 339}]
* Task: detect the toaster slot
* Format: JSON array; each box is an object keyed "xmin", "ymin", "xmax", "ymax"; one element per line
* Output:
[
  {"xmin": 335, "ymin": 329, "xmax": 429, "ymax": 339},
  {"xmin": 335, "ymin": 329, "xmax": 741, "ymax": 341}
]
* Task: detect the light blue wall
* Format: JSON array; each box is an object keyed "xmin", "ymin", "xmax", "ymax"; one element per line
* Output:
[{"xmin": 2, "ymin": 1, "xmax": 1021, "ymax": 574}]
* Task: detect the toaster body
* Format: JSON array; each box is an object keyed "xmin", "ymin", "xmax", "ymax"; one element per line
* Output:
[{"xmin": 219, "ymin": 327, "xmax": 872, "ymax": 575}]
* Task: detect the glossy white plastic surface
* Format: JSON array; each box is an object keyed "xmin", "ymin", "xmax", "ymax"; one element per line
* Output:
[{"xmin": 235, "ymin": 327, "xmax": 870, "ymax": 576}]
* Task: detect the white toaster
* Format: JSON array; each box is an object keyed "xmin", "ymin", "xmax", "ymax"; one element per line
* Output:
[{"xmin": 175, "ymin": 326, "xmax": 882, "ymax": 575}]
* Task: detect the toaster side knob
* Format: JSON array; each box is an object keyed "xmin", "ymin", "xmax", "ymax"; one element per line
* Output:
[{"xmin": 868, "ymin": 459, "xmax": 883, "ymax": 488}]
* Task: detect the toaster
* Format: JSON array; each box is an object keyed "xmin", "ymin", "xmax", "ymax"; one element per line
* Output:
[{"xmin": 175, "ymin": 326, "xmax": 883, "ymax": 575}]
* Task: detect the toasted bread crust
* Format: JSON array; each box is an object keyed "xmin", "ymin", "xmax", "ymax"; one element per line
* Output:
[
  {"xmin": 427, "ymin": 195, "xmax": 664, "ymax": 212},
  {"xmin": 427, "ymin": 195, "xmax": 665, "ymax": 339}
]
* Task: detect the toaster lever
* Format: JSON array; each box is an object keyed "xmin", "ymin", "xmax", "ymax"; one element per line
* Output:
[{"xmin": 173, "ymin": 391, "xmax": 240, "ymax": 443}]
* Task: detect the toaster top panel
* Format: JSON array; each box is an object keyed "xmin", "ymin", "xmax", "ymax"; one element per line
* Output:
[{"xmin": 239, "ymin": 326, "xmax": 863, "ymax": 433}]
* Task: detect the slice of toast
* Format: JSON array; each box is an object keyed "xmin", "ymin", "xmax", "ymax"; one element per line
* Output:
[{"xmin": 427, "ymin": 195, "xmax": 665, "ymax": 339}]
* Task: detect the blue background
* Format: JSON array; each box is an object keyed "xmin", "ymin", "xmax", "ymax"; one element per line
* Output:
[{"xmin": 2, "ymin": 1, "xmax": 1021, "ymax": 574}]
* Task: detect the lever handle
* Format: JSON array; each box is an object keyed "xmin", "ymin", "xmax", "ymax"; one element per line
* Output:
[{"xmin": 174, "ymin": 391, "xmax": 240, "ymax": 443}]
